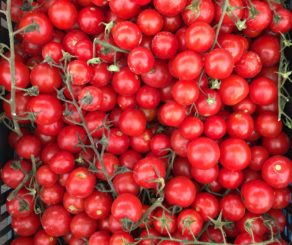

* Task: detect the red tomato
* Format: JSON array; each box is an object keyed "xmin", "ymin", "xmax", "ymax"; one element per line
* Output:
[
  {"xmin": 262, "ymin": 155, "xmax": 292, "ymax": 189},
  {"xmin": 68, "ymin": 60, "xmax": 93, "ymax": 86},
  {"xmin": 89, "ymin": 231, "xmax": 111, "ymax": 245},
  {"xmin": 16, "ymin": 134, "xmax": 41, "ymax": 159},
  {"xmin": 66, "ymin": 167, "xmax": 96, "ymax": 198},
  {"xmin": 152, "ymin": 31, "xmax": 178, "ymax": 59},
  {"xmin": 78, "ymin": 6, "xmax": 105, "ymax": 35},
  {"xmin": 226, "ymin": 112, "xmax": 254, "ymax": 139},
  {"xmin": 195, "ymin": 88, "xmax": 222, "ymax": 117},
  {"xmin": 185, "ymin": 21, "xmax": 215, "ymax": 53},
  {"xmin": 48, "ymin": 0, "xmax": 77, "ymax": 30},
  {"xmin": 7, "ymin": 189, "xmax": 34, "ymax": 218},
  {"xmin": 255, "ymin": 112, "xmax": 282, "ymax": 138},
  {"xmin": 18, "ymin": 12, "xmax": 53, "ymax": 45},
  {"xmin": 273, "ymin": 188, "xmax": 291, "ymax": 209},
  {"xmin": 270, "ymin": 8, "xmax": 292, "ymax": 33},
  {"xmin": 63, "ymin": 192, "xmax": 85, "ymax": 215},
  {"xmin": 70, "ymin": 213, "xmax": 97, "ymax": 238},
  {"xmin": 40, "ymin": 183, "xmax": 64, "ymax": 206},
  {"xmin": 41, "ymin": 205, "xmax": 71, "ymax": 237},
  {"xmin": 153, "ymin": 208, "xmax": 177, "ymax": 235},
  {"xmin": 177, "ymin": 209, "xmax": 203, "ymax": 236},
  {"xmin": 12, "ymin": 213, "xmax": 40, "ymax": 236},
  {"xmin": 220, "ymin": 138, "xmax": 251, "ymax": 171},
  {"xmin": 34, "ymin": 230, "xmax": 57, "ymax": 245},
  {"xmin": 204, "ymin": 115, "xmax": 227, "ymax": 139},
  {"xmin": 111, "ymin": 193, "xmax": 142, "ymax": 222},
  {"xmin": 158, "ymin": 101, "xmax": 187, "ymax": 127},
  {"xmin": 137, "ymin": 9, "xmax": 164, "ymax": 36},
  {"xmin": 171, "ymin": 81, "xmax": 199, "ymax": 106},
  {"xmin": 109, "ymin": 0, "xmax": 140, "ymax": 19},
  {"xmin": 235, "ymin": 51, "xmax": 262, "ymax": 78},
  {"xmin": 220, "ymin": 194, "xmax": 245, "ymax": 221},
  {"xmin": 193, "ymin": 192, "xmax": 219, "ymax": 221},
  {"xmin": 179, "ymin": 116, "xmax": 203, "ymax": 140},
  {"xmin": 263, "ymin": 132, "xmax": 290, "ymax": 155},
  {"xmin": 165, "ymin": 176, "xmax": 196, "ymax": 207},
  {"xmin": 205, "ymin": 48, "xmax": 234, "ymax": 79},
  {"xmin": 218, "ymin": 168, "xmax": 244, "ymax": 189},
  {"xmin": 191, "ymin": 165, "xmax": 219, "ymax": 184},
  {"xmin": 241, "ymin": 180, "xmax": 274, "ymax": 214},
  {"xmin": 133, "ymin": 156, "xmax": 166, "ymax": 189},
  {"xmin": 78, "ymin": 86, "xmax": 103, "ymax": 111},
  {"xmin": 128, "ymin": 47, "xmax": 155, "ymax": 74},
  {"xmin": 187, "ymin": 137, "xmax": 220, "ymax": 169},
  {"xmin": 249, "ymin": 146, "xmax": 270, "ymax": 171}
]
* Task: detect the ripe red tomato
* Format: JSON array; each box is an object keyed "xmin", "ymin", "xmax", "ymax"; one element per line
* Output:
[
  {"xmin": 12, "ymin": 213, "xmax": 40, "ymax": 236},
  {"xmin": 241, "ymin": 179, "xmax": 274, "ymax": 214},
  {"xmin": 205, "ymin": 48, "xmax": 234, "ymax": 79},
  {"xmin": 152, "ymin": 31, "xmax": 178, "ymax": 59},
  {"xmin": 78, "ymin": 86, "xmax": 103, "ymax": 111},
  {"xmin": 220, "ymin": 138, "xmax": 251, "ymax": 171},
  {"xmin": 137, "ymin": 9, "xmax": 164, "ymax": 36},
  {"xmin": 235, "ymin": 51, "xmax": 262, "ymax": 78},
  {"xmin": 16, "ymin": 134, "xmax": 41, "ymax": 159},
  {"xmin": 48, "ymin": 0, "xmax": 77, "ymax": 30},
  {"xmin": 170, "ymin": 51, "xmax": 203, "ymax": 80},
  {"xmin": 193, "ymin": 192, "xmax": 219, "ymax": 221},
  {"xmin": 195, "ymin": 88, "xmax": 222, "ymax": 117},
  {"xmin": 89, "ymin": 231, "xmax": 111, "ymax": 245},
  {"xmin": 111, "ymin": 193, "xmax": 142, "ymax": 223},
  {"xmin": 171, "ymin": 80, "xmax": 199, "ymax": 106},
  {"xmin": 220, "ymin": 194, "xmax": 245, "ymax": 221},
  {"xmin": 34, "ymin": 230, "xmax": 57, "ymax": 245},
  {"xmin": 179, "ymin": 116, "xmax": 203, "ymax": 140},
  {"xmin": 187, "ymin": 137, "xmax": 220, "ymax": 169},
  {"xmin": 0, "ymin": 60, "xmax": 30, "ymax": 91},
  {"xmin": 204, "ymin": 115, "xmax": 226, "ymax": 139},
  {"xmin": 226, "ymin": 112, "xmax": 254, "ymax": 139},
  {"xmin": 68, "ymin": 60, "xmax": 93, "ymax": 86},
  {"xmin": 18, "ymin": 12, "xmax": 53, "ymax": 45},
  {"xmin": 177, "ymin": 209, "xmax": 203, "ymax": 236},
  {"xmin": 70, "ymin": 213, "xmax": 97, "ymax": 238},
  {"xmin": 263, "ymin": 132, "xmax": 290, "ymax": 155},
  {"xmin": 41, "ymin": 205, "xmax": 71, "ymax": 237},
  {"xmin": 49, "ymin": 150, "xmax": 75, "ymax": 174},
  {"xmin": 218, "ymin": 168, "xmax": 244, "ymax": 189},
  {"xmin": 273, "ymin": 188, "xmax": 291, "ymax": 209},
  {"xmin": 262, "ymin": 155, "xmax": 292, "ymax": 189},
  {"xmin": 133, "ymin": 156, "xmax": 166, "ymax": 189},
  {"xmin": 63, "ymin": 192, "xmax": 84, "ymax": 215},
  {"xmin": 7, "ymin": 189, "xmax": 34, "ymax": 218},
  {"xmin": 255, "ymin": 112, "xmax": 282, "ymax": 138},
  {"xmin": 158, "ymin": 101, "xmax": 186, "ymax": 127},
  {"xmin": 165, "ymin": 176, "xmax": 196, "ymax": 207},
  {"xmin": 66, "ymin": 167, "xmax": 96, "ymax": 198},
  {"xmin": 109, "ymin": 0, "xmax": 140, "ymax": 19},
  {"xmin": 191, "ymin": 165, "xmax": 219, "ymax": 184},
  {"xmin": 40, "ymin": 183, "xmax": 64, "ymax": 206},
  {"xmin": 249, "ymin": 146, "xmax": 270, "ymax": 171},
  {"xmin": 185, "ymin": 21, "xmax": 215, "ymax": 53},
  {"xmin": 219, "ymin": 75, "xmax": 249, "ymax": 106},
  {"xmin": 78, "ymin": 7, "xmax": 105, "ymax": 34},
  {"xmin": 152, "ymin": 208, "xmax": 177, "ymax": 235},
  {"xmin": 250, "ymin": 77, "xmax": 278, "ymax": 107},
  {"xmin": 128, "ymin": 47, "xmax": 155, "ymax": 74},
  {"xmin": 269, "ymin": 8, "xmax": 292, "ymax": 34}
]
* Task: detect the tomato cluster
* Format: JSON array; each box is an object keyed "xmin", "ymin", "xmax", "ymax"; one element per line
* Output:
[{"xmin": 0, "ymin": 0, "xmax": 292, "ymax": 244}]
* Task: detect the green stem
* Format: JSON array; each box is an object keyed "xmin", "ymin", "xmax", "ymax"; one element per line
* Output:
[
  {"xmin": 5, "ymin": 0, "xmax": 22, "ymax": 137},
  {"xmin": 93, "ymin": 38, "xmax": 129, "ymax": 54}
]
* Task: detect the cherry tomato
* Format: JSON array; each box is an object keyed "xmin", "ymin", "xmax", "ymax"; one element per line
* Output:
[
  {"xmin": 137, "ymin": 9, "xmax": 164, "ymax": 36},
  {"xmin": 154, "ymin": 0, "xmax": 187, "ymax": 17},
  {"xmin": 78, "ymin": 6, "xmax": 105, "ymax": 35},
  {"xmin": 235, "ymin": 51, "xmax": 262, "ymax": 78},
  {"xmin": 12, "ymin": 213, "xmax": 40, "ymax": 236},
  {"xmin": 152, "ymin": 31, "xmax": 178, "ymax": 59},
  {"xmin": 177, "ymin": 209, "xmax": 203, "ymax": 236},
  {"xmin": 220, "ymin": 194, "xmax": 245, "ymax": 221}
]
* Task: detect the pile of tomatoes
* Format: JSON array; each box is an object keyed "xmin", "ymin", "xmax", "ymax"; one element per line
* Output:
[{"xmin": 0, "ymin": 0, "xmax": 292, "ymax": 244}]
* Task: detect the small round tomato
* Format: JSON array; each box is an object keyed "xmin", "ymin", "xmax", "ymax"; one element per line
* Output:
[
  {"xmin": 193, "ymin": 192, "xmax": 219, "ymax": 221},
  {"xmin": 40, "ymin": 183, "xmax": 64, "ymax": 206},
  {"xmin": 78, "ymin": 86, "xmax": 103, "ymax": 111},
  {"xmin": 220, "ymin": 138, "xmax": 251, "ymax": 171},
  {"xmin": 133, "ymin": 156, "xmax": 166, "ymax": 189},
  {"xmin": 235, "ymin": 51, "xmax": 262, "ymax": 78},
  {"xmin": 112, "ymin": 21, "xmax": 142, "ymax": 50},
  {"xmin": 141, "ymin": 60, "xmax": 172, "ymax": 88},
  {"xmin": 152, "ymin": 31, "xmax": 178, "ymax": 59},
  {"xmin": 204, "ymin": 115, "xmax": 226, "ymax": 139},
  {"xmin": 89, "ymin": 231, "xmax": 111, "ymax": 245},
  {"xmin": 249, "ymin": 146, "xmax": 270, "ymax": 171},
  {"xmin": 255, "ymin": 112, "xmax": 282, "ymax": 138},
  {"xmin": 273, "ymin": 188, "xmax": 291, "ymax": 209},
  {"xmin": 70, "ymin": 213, "xmax": 97, "ymax": 238},
  {"xmin": 68, "ymin": 60, "xmax": 93, "ymax": 86},
  {"xmin": 177, "ymin": 209, "xmax": 203, "ymax": 236},
  {"xmin": 251, "ymin": 35, "xmax": 280, "ymax": 67},
  {"xmin": 40, "ymin": 143, "xmax": 60, "ymax": 164},
  {"xmin": 137, "ymin": 9, "xmax": 164, "ymax": 36},
  {"xmin": 245, "ymin": 1, "xmax": 272, "ymax": 32},
  {"xmin": 205, "ymin": 48, "xmax": 234, "ymax": 79},
  {"xmin": 233, "ymin": 97, "xmax": 257, "ymax": 114},
  {"xmin": 219, "ymin": 75, "xmax": 249, "ymax": 106},
  {"xmin": 63, "ymin": 30, "xmax": 89, "ymax": 54},
  {"xmin": 179, "ymin": 116, "xmax": 203, "ymax": 140},
  {"xmin": 112, "ymin": 67, "xmax": 140, "ymax": 96},
  {"xmin": 234, "ymin": 232, "xmax": 261, "ymax": 244},
  {"xmin": 170, "ymin": 51, "xmax": 203, "ymax": 80},
  {"xmin": 91, "ymin": 63, "xmax": 112, "ymax": 87},
  {"xmin": 109, "ymin": 0, "xmax": 140, "ymax": 19},
  {"xmin": 187, "ymin": 137, "xmax": 220, "ymax": 169},
  {"xmin": 34, "ymin": 230, "xmax": 57, "ymax": 245},
  {"xmin": 118, "ymin": 108, "xmax": 146, "ymax": 137},
  {"xmin": 128, "ymin": 47, "xmax": 155, "ymax": 74},
  {"xmin": 12, "ymin": 213, "xmax": 40, "ymax": 236},
  {"xmin": 150, "ymin": 133, "xmax": 170, "ymax": 157},
  {"xmin": 191, "ymin": 165, "xmax": 219, "ymax": 184},
  {"xmin": 58, "ymin": 126, "xmax": 87, "ymax": 153},
  {"xmin": 185, "ymin": 21, "xmax": 215, "ymax": 53},
  {"xmin": 182, "ymin": 0, "xmax": 215, "ymax": 25},
  {"xmin": 111, "ymin": 193, "xmax": 142, "ymax": 223},
  {"xmin": 41, "ymin": 205, "xmax": 71, "ymax": 237},
  {"xmin": 27, "ymin": 94, "xmax": 62, "ymax": 125},
  {"xmin": 16, "ymin": 134, "xmax": 41, "ymax": 159},
  {"xmin": 36, "ymin": 165, "xmax": 58, "ymax": 188},
  {"xmin": 196, "ymin": 88, "xmax": 222, "ymax": 117},
  {"xmin": 269, "ymin": 8, "xmax": 292, "ymax": 34},
  {"xmin": 66, "ymin": 167, "xmax": 96, "ymax": 198},
  {"xmin": 170, "ymin": 129, "xmax": 190, "ymax": 157},
  {"xmin": 215, "ymin": 0, "xmax": 243, "ymax": 25},
  {"xmin": 153, "ymin": 208, "xmax": 177, "ymax": 235},
  {"xmin": 220, "ymin": 194, "xmax": 245, "ymax": 221},
  {"xmin": 136, "ymin": 86, "xmax": 160, "ymax": 109},
  {"xmin": 241, "ymin": 180, "xmax": 274, "ymax": 214},
  {"xmin": 84, "ymin": 111, "xmax": 106, "ymax": 138},
  {"xmin": 226, "ymin": 112, "xmax": 254, "ymax": 139},
  {"xmin": 154, "ymin": 0, "xmax": 187, "ymax": 17},
  {"xmin": 95, "ymin": 153, "xmax": 119, "ymax": 181},
  {"xmin": 106, "ymin": 128, "xmax": 130, "ymax": 155},
  {"xmin": 48, "ymin": 0, "xmax": 78, "ymax": 30},
  {"xmin": 7, "ymin": 189, "xmax": 34, "ymax": 218},
  {"xmin": 262, "ymin": 155, "xmax": 292, "ymax": 189},
  {"xmin": 250, "ymin": 77, "xmax": 278, "ymax": 106},
  {"xmin": 18, "ymin": 12, "xmax": 53, "ymax": 45},
  {"xmin": 63, "ymin": 192, "xmax": 84, "ymax": 214},
  {"xmin": 158, "ymin": 101, "xmax": 186, "ymax": 127},
  {"xmin": 171, "ymin": 80, "xmax": 199, "ymax": 106},
  {"xmin": 0, "ymin": 60, "xmax": 30, "ymax": 91},
  {"xmin": 218, "ymin": 168, "xmax": 243, "ymax": 189},
  {"xmin": 263, "ymin": 132, "xmax": 290, "ymax": 155},
  {"xmin": 78, "ymin": 6, "xmax": 105, "ymax": 35},
  {"xmin": 165, "ymin": 176, "xmax": 196, "ymax": 207},
  {"xmin": 113, "ymin": 172, "xmax": 139, "ymax": 195},
  {"xmin": 49, "ymin": 150, "xmax": 75, "ymax": 174},
  {"xmin": 37, "ymin": 120, "xmax": 63, "ymax": 137},
  {"xmin": 75, "ymin": 39, "xmax": 93, "ymax": 61}
]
